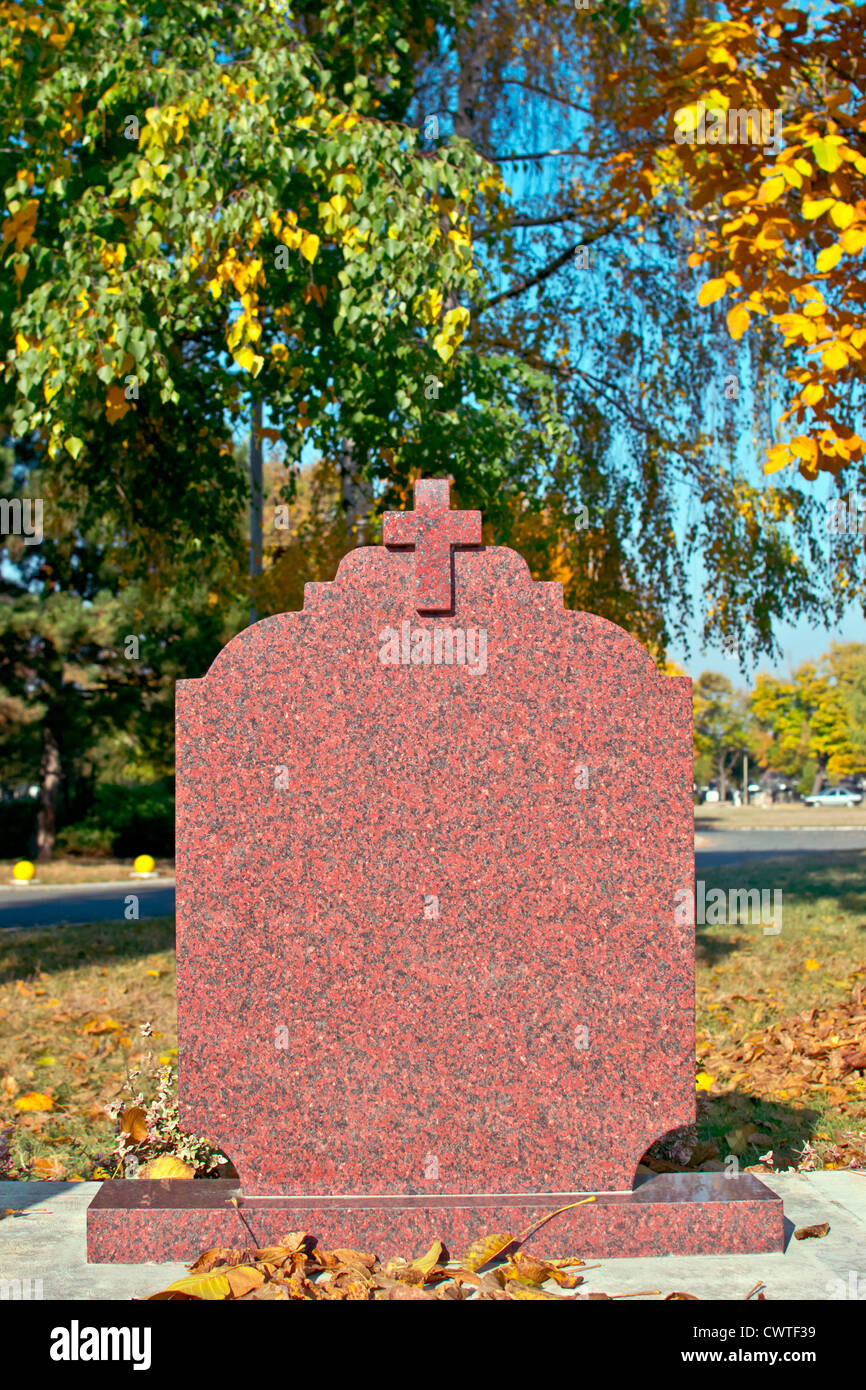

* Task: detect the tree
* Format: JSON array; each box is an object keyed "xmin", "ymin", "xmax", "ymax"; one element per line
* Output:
[
  {"xmin": 406, "ymin": 0, "xmax": 842, "ymax": 661},
  {"xmin": 0, "ymin": 426, "xmax": 248, "ymax": 859},
  {"xmin": 693, "ymin": 671, "xmax": 751, "ymax": 801},
  {"xmin": 602, "ymin": 0, "xmax": 866, "ymax": 482},
  {"xmin": 749, "ymin": 643, "xmax": 866, "ymax": 794},
  {"xmin": 0, "ymin": 0, "xmax": 541, "ymax": 566}
]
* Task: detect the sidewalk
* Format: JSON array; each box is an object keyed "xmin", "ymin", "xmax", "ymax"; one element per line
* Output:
[{"xmin": 1, "ymin": 1172, "xmax": 864, "ymax": 1300}]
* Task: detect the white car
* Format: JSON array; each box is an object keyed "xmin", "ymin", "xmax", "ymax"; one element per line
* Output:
[{"xmin": 803, "ymin": 786, "xmax": 863, "ymax": 807}]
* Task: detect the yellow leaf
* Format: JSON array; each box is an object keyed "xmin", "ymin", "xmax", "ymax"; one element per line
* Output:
[
  {"xmin": 790, "ymin": 436, "xmax": 817, "ymax": 464},
  {"xmin": 226, "ymin": 318, "xmax": 244, "ymax": 350},
  {"xmin": 507, "ymin": 1282, "xmax": 566, "ymax": 1300},
  {"xmin": 14, "ymin": 331, "xmax": 30, "ymax": 353},
  {"xmin": 139, "ymin": 1155, "xmax": 195, "ymax": 1179},
  {"xmin": 695, "ymin": 1071, "xmax": 715, "ymax": 1092},
  {"xmin": 300, "ymin": 232, "xmax": 320, "ymax": 264},
  {"xmin": 760, "ymin": 176, "xmax": 786, "ymax": 203},
  {"xmin": 83, "ymin": 1016, "xmax": 123, "ymax": 1035},
  {"xmin": 840, "ymin": 226, "xmax": 866, "ymax": 255},
  {"xmin": 763, "ymin": 443, "xmax": 791, "ymax": 474},
  {"xmin": 800, "ymin": 382, "xmax": 824, "ymax": 406},
  {"xmin": 234, "ymin": 345, "xmax": 264, "ymax": 377},
  {"xmin": 802, "ymin": 197, "xmax": 834, "ymax": 220},
  {"xmin": 14, "ymin": 1091, "xmax": 54, "ymax": 1112},
  {"xmin": 726, "ymin": 304, "xmax": 750, "ymax": 340},
  {"xmin": 813, "ymin": 140, "xmax": 842, "ymax": 173},
  {"xmin": 160, "ymin": 1269, "xmax": 232, "ymax": 1300},
  {"xmin": 822, "ymin": 342, "xmax": 848, "ymax": 372},
  {"xmin": 804, "ymin": 957, "xmax": 821, "ymax": 971},
  {"xmin": 816, "ymin": 244, "xmax": 842, "ymax": 273},
  {"xmin": 726, "ymin": 1128, "xmax": 749, "ymax": 1156},
  {"xmin": 461, "ymin": 1233, "xmax": 516, "ymax": 1270},
  {"xmin": 697, "ymin": 277, "xmax": 727, "ymax": 306},
  {"xmin": 407, "ymin": 1239, "xmax": 445, "ymax": 1277},
  {"xmin": 829, "ymin": 202, "xmax": 855, "ymax": 230}
]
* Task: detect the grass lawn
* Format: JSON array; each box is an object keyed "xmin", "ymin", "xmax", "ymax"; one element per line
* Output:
[
  {"xmin": 694, "ymin": 801, "xmax": 866, "ymax": 830},
  {"xmin": 1, "ymin": 851, "xmax": 864, "ymax": 1180},
  {"xmin": 0, "ymin": 858, "xmax": 175, "ymax": 885}
]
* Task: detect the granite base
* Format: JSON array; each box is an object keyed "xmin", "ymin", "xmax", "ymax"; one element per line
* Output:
[{"xmin": 87, "ymin": 1172, "xmax": 785, "ymax": 1263}]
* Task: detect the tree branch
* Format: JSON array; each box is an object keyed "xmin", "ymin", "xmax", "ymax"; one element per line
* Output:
[{"xmin": 477, "ymin": 221, "xmax": 620, "ymax": 311}]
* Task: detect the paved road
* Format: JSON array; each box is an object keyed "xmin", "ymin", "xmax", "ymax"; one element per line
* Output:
[
  {"xmin": 0, "ymin": 878, "xmax": 175, "ymax": 931},
  {"xmin": 694, "ymin": 827, "xmax": 866, "ymax": 869},
  {"xmin": 2, "ymin": 830, "xmax": 865, "ymax": 929}
]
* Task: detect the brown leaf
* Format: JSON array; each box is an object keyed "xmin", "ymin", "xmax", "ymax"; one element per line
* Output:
[
  {"xmin": 794, "ymin": 1222, "xmax": 830, "ymax": 1240},
  {"xmin": 329, "ymin": 1247, "xmax": 376, "ymax": 1270},
  {"xmin": 188, "ymin": 1247, "xmax": 257, "ymax": 1272},
  {"xmin": 120, "ymin": 1106, "xmax": 148, "ymax": 1143},
  {"xmin": 507, "ymin": 1251, "xmax": 584, "ymax": 1289},
  {"xmin": 225, "ymin": 1265, "xmax": 266, "ymax": 1298},
  {"xmin": 31, "ymin": 1156, "xmax": 66, "ymax": 1179},
  {"xmin": 666, "ymin": 1291, "xmax": 700, "ymax": 1300},
  {"xmin": 251, "ymin": 1246, "xmax": 293, "ymax": 1267},
  {"xmin": 387, "ymin": 1284, "xmax": 438, "ymax": 1300},
  {"xmin": 236, "ymin": 1283, "xmax": 287, "ymax": 1300},
  {"xmin": 271, "ymin": 1273, "xmax": 315, "ymax": 1300},
  {"xmin": 275, "ymin": 1230, "xmax": 314, "ymax": 1255}
]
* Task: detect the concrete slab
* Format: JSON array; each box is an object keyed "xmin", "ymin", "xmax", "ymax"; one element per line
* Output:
[{"xmin": 1, "ymin": 1173, "xmax": 864, "ymax": 1300}]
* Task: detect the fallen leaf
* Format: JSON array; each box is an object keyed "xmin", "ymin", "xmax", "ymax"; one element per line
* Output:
[
  {"xmin": 156, "ymin": 1269, "xmax": 231, "ymax": 1300},
  {"xmin": 507, "ymin": 1250, "xmax": 583, "ymax": 1289},
  {"xmin": 508, "ymin": 1282, "xmax": 573, "ymax": 1300},
  {"xmin": 31, "ymin": 1156, "xmax": 66, "ymax": 1179},
  {"xmin": 120, "ymin": 1106, "xmax": 148, "ymax": 1143},
  {"xmin": 236, "ymin": 1283, "xmax": 287, "ymax": 1300},
  {"xmin": 138, "ymin": 1155, "xmax": 195, "ymax": 1179},
  {"xmin": 225, "ymin": 1265, "xmax": 266, "ymax": 1298},
  {"xmin": 794, "ymin": 1222, "xmax": 830, "ymax": 1240},
  {"xmin": 461, "ymin": 1232, "xmax": 516, "ymax": 1270},
  {"xmin": 13, "ymin": 1092, "xmax": 54, "ymax": 1112}
]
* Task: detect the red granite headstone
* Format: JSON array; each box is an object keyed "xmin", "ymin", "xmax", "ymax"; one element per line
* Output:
[{"xmin": 88, "ymin": 479, "xmax": 784, "ymax": 1261}]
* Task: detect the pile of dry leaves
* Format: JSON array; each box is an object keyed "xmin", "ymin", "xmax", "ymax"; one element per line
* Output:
[
  {"xmin": 144, "ymin": 1227, "xmax": 703, "ymax": 1301},
  {"xmin": 701, "ymin": 974, "xmax": 866, "ymax": 1110}
]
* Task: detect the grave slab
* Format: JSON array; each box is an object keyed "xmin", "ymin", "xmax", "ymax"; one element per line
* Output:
[{"xmin": 87, "ymin": 477, "xmax": 783, "ymax": 1260}]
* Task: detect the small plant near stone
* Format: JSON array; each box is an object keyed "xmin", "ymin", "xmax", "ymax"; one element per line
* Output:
[{"xmin": 110, "ymin": 1023, "xmax": 233, "ymax": 1179}]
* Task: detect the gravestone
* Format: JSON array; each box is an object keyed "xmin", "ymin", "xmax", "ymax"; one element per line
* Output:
[{"xmin": 88, "ymin": 478, "xmax": 783, "ymax": 1261}]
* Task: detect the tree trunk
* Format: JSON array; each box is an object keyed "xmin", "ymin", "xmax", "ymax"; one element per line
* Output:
[
  {"xmin": 249, "ymin": 397, "xmax": 263, "ymax": 624},
  {"xmin": 811, "ymin": 758, "xmax": 828, "ymax": 795},
  {"xmin": 339, "ymin": 438, "xmax": 372, "ymax": 547},
  {"xmin": 718, "ymin": 754, "xmax": 729, "ymax": 803},
  {"xmin": 35, "ymin": 726, "xmax": 60, "ymax": 862}
]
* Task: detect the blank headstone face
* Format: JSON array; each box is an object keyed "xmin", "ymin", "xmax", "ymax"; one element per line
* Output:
[{"xmin": 175, "ymin": 482, "xmax": 693, "ymax": 1195}]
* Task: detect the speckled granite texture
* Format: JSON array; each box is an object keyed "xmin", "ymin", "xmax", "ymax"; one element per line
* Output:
[
  {"xmin": 87, "ymin": 478, "xmax": 783, "ymax": 1260},
  {"xmin": 87, "ymin": 1174, "xmax": 785, "ymax": 1263}
]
